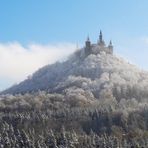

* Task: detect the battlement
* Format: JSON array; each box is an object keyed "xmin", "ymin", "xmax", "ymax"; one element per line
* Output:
[{"xmin": 84, "ymin": 31, "xmax": 113, "ymax": 56}]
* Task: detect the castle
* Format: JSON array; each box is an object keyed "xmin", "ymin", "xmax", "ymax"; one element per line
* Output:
[{"xmin": 84, "ymin": 31, "xmax": 113, "ymax": 56}]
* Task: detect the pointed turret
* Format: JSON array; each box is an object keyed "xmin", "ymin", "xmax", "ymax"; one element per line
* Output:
[
  {"xmin": 108, "ymin": 40, "xmax": 113, "ymax": 54},
  {"xmin": 98, "ymin": 30, "xmax": 105, "ymax": 46},
  {"xmin": 85, "ymin": 35, "xmax": 91, "ymax": 56},
  {"xmin": 85, "ymin": 35, "xmax": 91, "ymax": 48},
  {"xmin": 99, "ymin": 30, "xmax": 103, "ymax": 42},
  {"xmin": 108, "ymin": 40, "xmax": 113, "ymax": 48}
]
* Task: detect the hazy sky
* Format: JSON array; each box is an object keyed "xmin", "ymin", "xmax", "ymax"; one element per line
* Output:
[{"xmin": 0, "ymin": 0, "xmax": 148, "ymax": 90}]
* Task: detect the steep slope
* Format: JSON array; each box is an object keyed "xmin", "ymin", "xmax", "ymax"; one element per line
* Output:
[
  {"xmin": 0, "ymin": 35, "xmax": 148, "ymax": 147},
  {"xmin": 2, "ymin": 44, "xmax": 148, "ymax": 103}
]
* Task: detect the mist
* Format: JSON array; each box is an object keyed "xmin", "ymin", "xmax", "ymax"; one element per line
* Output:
[{"xmin": 0, "ymin": 42, "xmax": 77, "ymax": 90}]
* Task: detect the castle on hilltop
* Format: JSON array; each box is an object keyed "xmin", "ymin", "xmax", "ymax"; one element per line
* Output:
[{"xmin": 84, "ymin": 31, "xmax": 113, "ymax": 56}]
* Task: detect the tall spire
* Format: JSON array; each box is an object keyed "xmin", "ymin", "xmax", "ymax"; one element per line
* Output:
[
  {"xmin": 99, "ymin": 30, "xmax": 103, "ymax": 42},
  {"xmin": 98, "ymin": 30, "xmax": 105, "ymax": 46}
]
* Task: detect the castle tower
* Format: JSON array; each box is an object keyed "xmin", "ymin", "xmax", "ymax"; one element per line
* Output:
[
  {"xmin": 99, "ymin": 30, "xmax": 103, "ymax": 42},
  {"xmin": 108, "ymin": 40, "xmax": 113, "ymax": 54},
  {"xmin": 85, "ymin": 36, "xmax": 91, "ymax": 48},
  {"xmin": 85, "ymin": 36, "xmax": 91, "ymax": 56},
  {"xmin": 98, "ymin": 30, "xmax": 105, "ymax": 46}
]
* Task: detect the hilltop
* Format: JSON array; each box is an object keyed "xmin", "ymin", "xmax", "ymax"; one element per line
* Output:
[
  {"xmin": 0, "ymin": 32, "xmax": 148, "ymax": 147},
  {"xmin": 2, "ymin": 31, "xmax": 148, "ymax": 105}
]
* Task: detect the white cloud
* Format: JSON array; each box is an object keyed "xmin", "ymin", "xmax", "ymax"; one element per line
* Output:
[{"xmin": 0, "ymin": 42, "xmax": 77, "ymax": 90}]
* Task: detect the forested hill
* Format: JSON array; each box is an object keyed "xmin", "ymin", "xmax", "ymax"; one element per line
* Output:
[
  {"xmin": 2, "ymin": 45, "xmax": 148, "ymax": 103},
  {"xmin": 0, "ymin": 43, "xmax": 148, "ymax": 147}
]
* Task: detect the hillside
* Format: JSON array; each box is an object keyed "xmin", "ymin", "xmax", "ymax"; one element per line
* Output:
[
  {"xmin": 2, "ymin": 33, "xmax": 148, "ymax": 104},
  {"xmin": 0, "ymin": 33, "xmax": 148, "ymax": 147}
]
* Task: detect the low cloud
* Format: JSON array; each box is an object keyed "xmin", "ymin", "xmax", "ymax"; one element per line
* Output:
[{"xmin": 0, "ymin": 42, "xmax": 77, "ymax": 90}]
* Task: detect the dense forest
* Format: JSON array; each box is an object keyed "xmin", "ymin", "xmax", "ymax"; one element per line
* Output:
[
  {"xmin": 0, "ymin": 90, "xmax": 147, "ymax": 147},
  {"xmin": 1, "ymin": 48, "xmax": 148, "ymax": 147}
]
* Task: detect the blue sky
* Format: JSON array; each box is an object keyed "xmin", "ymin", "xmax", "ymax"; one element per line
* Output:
[
  {"xmin": 0, "ymin": 0, "xmax": 148, "ymax": 44},
  {"xmin": 0, "ymin": 0, "xmax": 148, "ymax": 90}
]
